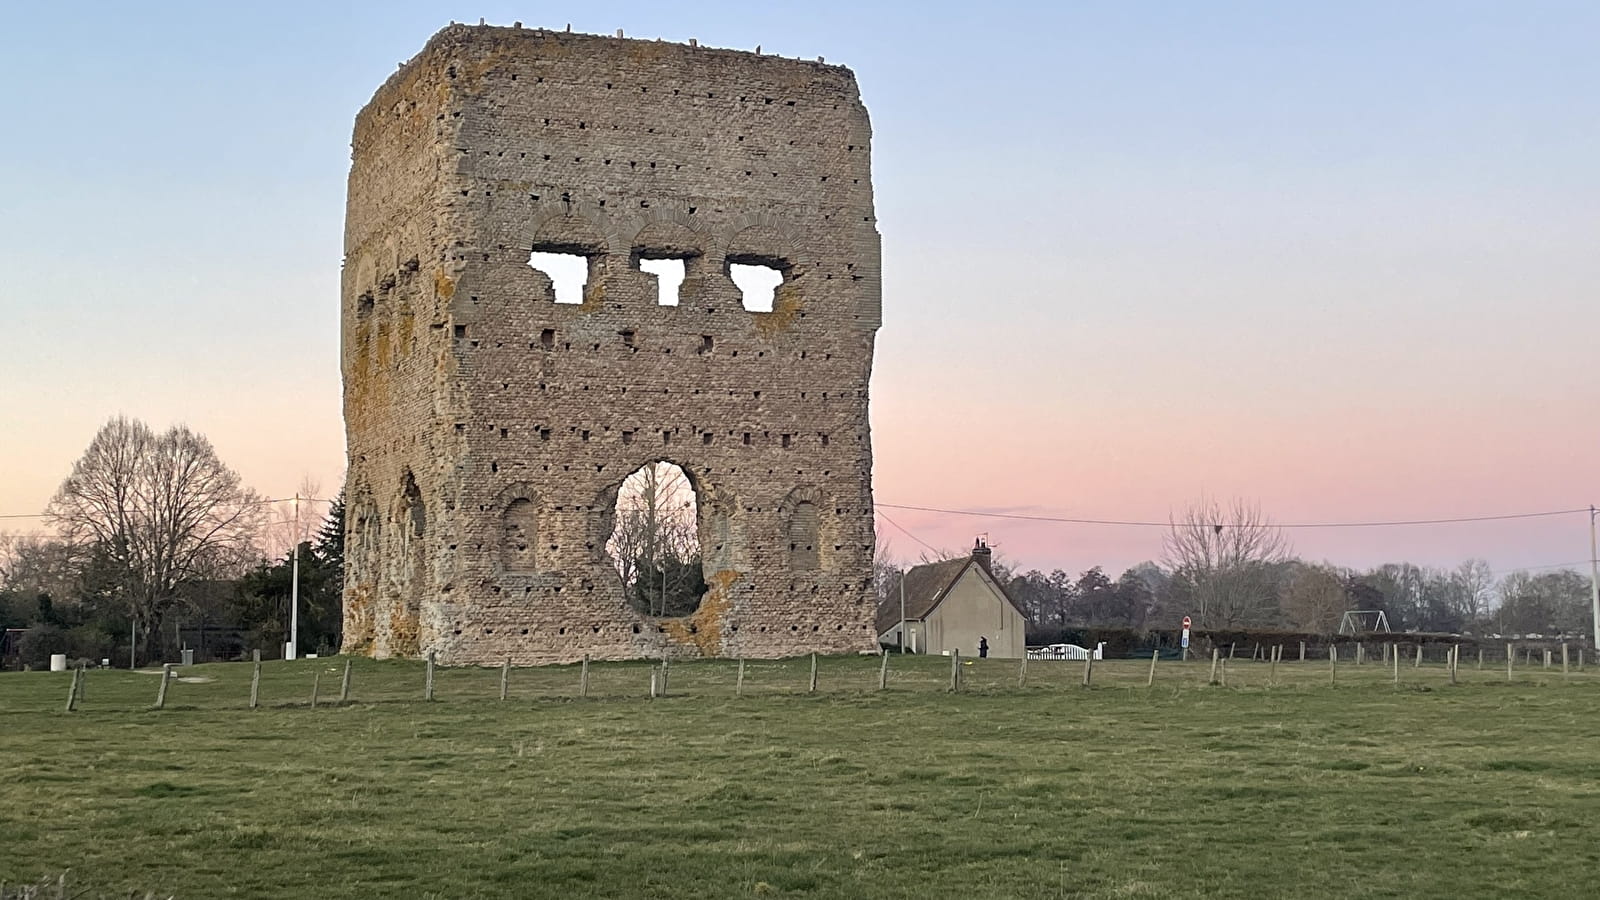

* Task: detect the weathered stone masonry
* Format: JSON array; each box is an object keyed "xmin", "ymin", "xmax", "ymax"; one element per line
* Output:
[{"xmin": 341, "ymin": 24, "xmax": 882, "ymax": 664}]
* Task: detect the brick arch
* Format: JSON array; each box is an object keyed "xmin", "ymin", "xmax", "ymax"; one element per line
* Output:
[
  {"xmin": 778, "ymin": 486, "xmax": 826, "ymax": 571},
  {"xmin": 519, "ymin": 200, "xmax": 619, "ymax": 255},
  {"xmin": 617, "ymin": 206, "xmax": 708, "ymax": 253},
  {"xmin": 721, "ymin": 217, "xmax": 808, "ymax": 267}
]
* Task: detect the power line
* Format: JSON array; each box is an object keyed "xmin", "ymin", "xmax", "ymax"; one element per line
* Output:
[
  {"xmin": 876, "ymin": 502, "xmax": 1591, "ymax": 530},
  {"xmin": 0, "ymin": 495, "xmax": 333, "ymax": 521},
  {"xmin": 874, "ymin": 509, "xmax": 941, "ymax": 558}
]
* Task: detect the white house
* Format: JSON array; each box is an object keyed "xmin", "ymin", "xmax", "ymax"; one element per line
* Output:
[{"xmin": 877, "ymin": 539, "xmax": 1028, "ymax": 658}]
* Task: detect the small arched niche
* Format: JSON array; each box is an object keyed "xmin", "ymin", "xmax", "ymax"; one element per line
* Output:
[
  {"xmin": 501, "ymin": 495, "xmax": 539, "ymax": 573},
  {"xmin": 604, "ymin": 461, "xmax": 707, "ymax": 618}
]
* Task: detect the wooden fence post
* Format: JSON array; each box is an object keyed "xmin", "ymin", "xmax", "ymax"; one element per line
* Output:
[
  {"xmin": 735, "ymin": 657, "xmax": 746, "ymax": 696},
  {"xmin": 1300, "ymin": 641, "xmax": 1306, "ymax": 662},
  {"xmin": 650, "ymin": 667, "xmax": 659, "ymax": 698},
  {"xmin": 1218, "ymin": 656, "xmax": 1227, "ymax": 688},
  {"xmin": 580, "ymin": 655, "xmax": 591, "ymax": 698},
  {"xmin": 1268, "ymin": 645, "xmax": 1277, "ymax": 686},
  {"xmin": 1081, "ymin": 650, "xmax": 1093, "ymax": 687},
  {"xmin": 1018, "ymin": 653, "xmax": 1029, "ymax": 689},
  {"xmin": 1506, "ymin": 644, "xmax": 1514, "ymax": 682},
  {"xmin": 340, "ymin": 659, "xmax": 352, "ymax": 703},
  {"xmin": 1392, "ymin": 643, "xmax": 1400, "ymax": 684},
  {"xmin": 880, "ymin": 650, "xmax": 891, "ymax": 691},
  {"xmin": 1355, "ymin": 643, "xmax": 1363, "ymax": 666},
  {"xmin": 1562, "ymin": 643, "xmax": 1569, "ymax": 677},
  {"xmin": 310, "ymin": 672, "xmax": 321, "ymax": 708},
  {"xmin": 1414, "ymin": 644, "xmax": 1422, "ymax": 668},
  {"xmin": 951, "ymin": 650, "xmax": 962, "ymax": 692},
  {"xmin": 1148, "ymin": 650, "xmax": 1159, "ymax": 687},
  {"xmin": 1228, "ymin": 643, "xmax": 1236, "ymax": 660},
  {"xmin": 499, "ymin": 659, "xmax": 510, "ymax": 701},
  {"xmin": 64, "ymin": 667, "xmax": 81, "ymax": 713},
  {"xmin": 1477, "ymin": 647, "xmax": 1483, "ymax": 671},
  {"xmin": 1448, "ymin": 646, "xmax": 1457, "ymax": 685},
  {"xmin": 1543, "ymin": 649, "xmax": 1552, "ymax": 669},
  {"xmin": 1329, "ymin": 646, "xmax": 1337, "ymax": 685},
  {"xmin": 661, "ymin": 654, "xmax": 670, "ymax": 696},
  {"xmin": 1252, "ymin": 643, "xmax": 1260, "ymax": 661},
  {"xmin": 425, "ymin": 651, "xmax": 435, "ymax": 701},
  {"xmin": 155, "ymin": 663, "xmax": 173, "ymax": 709},
  {"xmin": 1209, "ymin": 648, "xmax": 1220, "ymax": 685},
  {"xmin": 809, "ymin": 653, "xmax": 819, "ymax": 693},
  {"xmin": 250, "ymin": 649, "xmax": 261, "ymax": 709}
]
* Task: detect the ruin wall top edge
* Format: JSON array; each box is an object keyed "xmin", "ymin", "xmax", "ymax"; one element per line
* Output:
[{"xmin": 355, "ymin": 23, "xmax": 862, "ymax": 136}]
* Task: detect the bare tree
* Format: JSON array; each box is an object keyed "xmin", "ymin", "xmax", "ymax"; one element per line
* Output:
[
  {"xmin": 45, "ymin": 416, "xmax": 265, "ymax": 663},
  {"xmin": 605, "ymin": 462, "xmax": 701, "ymax": 617},
  {"xmin": 1281, "ymin": 562, "xmax": 1349, "ymax": 633},
  {"xmin": 261, "ymin": 476, "xmax": 325, "ymax": 560},
  {"xmin": 1162, "ymin": 496, "xmax": 1291, "ymax": 628},
  {"xmin": 1452, "ymin": 558, "xmax": 1495, "ymax": 626}
]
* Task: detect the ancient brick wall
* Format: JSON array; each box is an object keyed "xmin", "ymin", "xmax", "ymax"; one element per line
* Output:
[{"xmin": 342, "ymin": 23, "xmax": 882, "ymax": 664}]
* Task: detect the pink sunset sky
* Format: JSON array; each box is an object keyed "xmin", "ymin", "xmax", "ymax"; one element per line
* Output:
[{"xmin": 1, "ymin": 2, "xmax": 1595, "ymax": 579}]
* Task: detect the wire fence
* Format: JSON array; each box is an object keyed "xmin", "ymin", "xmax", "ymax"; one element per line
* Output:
[{"xmin": 3, "ymin": 644, "xmax": 1595, "ymax": 717}]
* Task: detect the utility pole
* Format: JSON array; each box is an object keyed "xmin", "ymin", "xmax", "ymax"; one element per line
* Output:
[
  {"xmin": 1589, "ymin": 505, "xmax": 1598, "ymax": 658},
  {"xmin": 288, "ymin": 493, "xmax": 301, "ymax": 661},
  {"xmin": 896, "ymin": 566, "xmax": 908, "ymax": 650}
]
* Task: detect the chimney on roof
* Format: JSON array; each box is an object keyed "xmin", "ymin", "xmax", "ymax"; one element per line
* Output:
[{"xmin": 971, "ymin": 536, "xmax": 992, "ymax": 574}]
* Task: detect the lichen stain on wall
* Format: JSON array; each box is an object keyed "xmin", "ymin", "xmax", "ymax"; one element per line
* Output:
[
  {"xmin": 754, "ymin": 282, "xmax": 805, "ymax": 338},
  {"xmin": 663, "ymin": 568, "xmax": 739, "ymax": 656}
]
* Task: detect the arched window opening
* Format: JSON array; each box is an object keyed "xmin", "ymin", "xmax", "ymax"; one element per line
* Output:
[
  {"xmin": 529, "ymin": 250, "xmax": 592, "ymax": 304},
  {"xmin": 605, "ymin": 462, "xmax": 706, "ymax": 617},
  {"xmin": 638, "ymin": 256, "xmax": 687, "ymax": 306},
  {"xmin": 728, "ymin": 258, "xmax": 785, "ymax": 312}
]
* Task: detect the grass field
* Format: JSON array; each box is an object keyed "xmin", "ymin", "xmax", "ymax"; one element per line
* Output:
[{"xmin": 3, "ymin": 653, "xmax": 1598, "ymax": 898}]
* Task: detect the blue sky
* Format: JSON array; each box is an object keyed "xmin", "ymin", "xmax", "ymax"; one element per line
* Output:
[{"xmin": 1, "ymin": 1, "xmax": 1596, "ymax": 575}]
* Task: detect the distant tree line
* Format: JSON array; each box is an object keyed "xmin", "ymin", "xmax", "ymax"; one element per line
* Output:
[{"xmin": 876, "ymin": 497, "xmax": 1594, "ymax": 643}]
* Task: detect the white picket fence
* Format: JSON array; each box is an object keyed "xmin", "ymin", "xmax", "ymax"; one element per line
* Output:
[{"xmin": 1026, "ymin": 642, "xmax": 1105, "ymax": 661}]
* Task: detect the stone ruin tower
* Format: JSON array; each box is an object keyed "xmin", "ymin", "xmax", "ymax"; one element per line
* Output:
[{"xmin": 340, "ymin": 24, "xmax": 882, "ymax": 664}]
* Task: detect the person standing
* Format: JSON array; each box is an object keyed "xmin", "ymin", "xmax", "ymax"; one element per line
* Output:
[{"xmin": 978, "ymin": 636, "xmax": 989, "ymax": 659}]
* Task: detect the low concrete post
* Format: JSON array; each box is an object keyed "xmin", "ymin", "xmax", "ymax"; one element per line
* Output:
[
  {"xmin": 155, "ymin": 663, "xmax": 173, "ymax": 709},
  {"xmin": 250, "ymin": 649, "xmax": 261, "ymax": 709}
]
